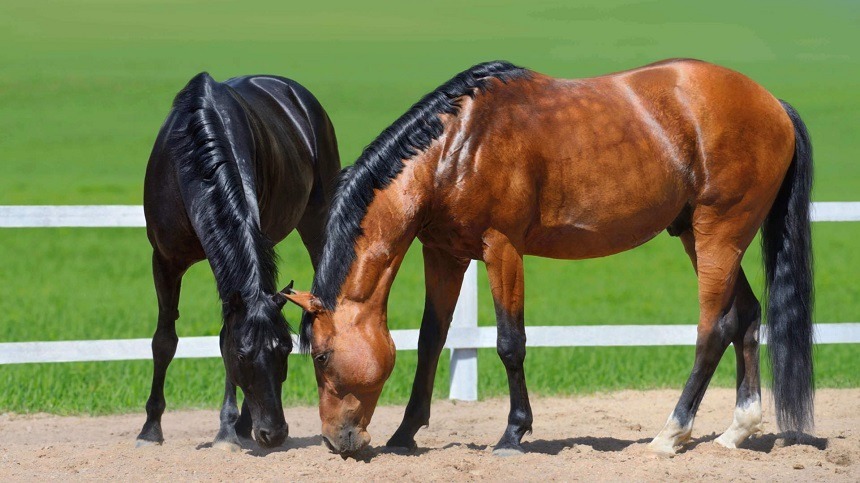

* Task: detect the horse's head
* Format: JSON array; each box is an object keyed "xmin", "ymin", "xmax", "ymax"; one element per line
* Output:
[
  {"xmin": 220, "ymin": 287, "xmax": 294, "ymax": 448},
  {"xmin": 285, "ymin": 290, "xmax": 395, "ymax": 456}
]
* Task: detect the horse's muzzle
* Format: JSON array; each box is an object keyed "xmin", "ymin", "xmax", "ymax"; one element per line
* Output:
[
  {"xmin": 326, "ymin": 425, "xmax": 370, "ymax": 456},
  {"xmin": 255, "ymin": 422, "xmax": 288, "ymax": 448}
]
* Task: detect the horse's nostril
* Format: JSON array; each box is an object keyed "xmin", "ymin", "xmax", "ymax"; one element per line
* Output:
[
  {"xmin": 343, "ymin": 428, "xmax": 359, "ymax": 452},
  {"xmin": 258, "ymin": 429, "xmax": 271, "ymax": 445}
]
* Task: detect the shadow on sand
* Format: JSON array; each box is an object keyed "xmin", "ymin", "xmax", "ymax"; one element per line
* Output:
[
  {"xmin": 682, "ymin": 432, "xmax": 828, "ymax": 454},
  {"xmin": 195, "ymin": 435, "xmax": 325, "ymax": 456},
  {"xmin": 438, "ymin": 431, "xmax": 828, "ymax": 456},
  {"xmin": 437, "ymin": 436, "xmax": 651, "ymax": 455},
  {"xmin": 195, "ymin": 431, "xmax": 828, "ymax": 459}
]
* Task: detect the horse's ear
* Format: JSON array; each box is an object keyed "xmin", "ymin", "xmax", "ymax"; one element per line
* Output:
[
  {"xmin": 281, "ymin": 286, "xmax": 324, "ymax": 314},
  {"xmin": 272, "ymin": 291, "xmax": 288, "ymax": 310},
  {"xmin": 272, "ymin": 281, "xmax": 294, "ymax": 310}
]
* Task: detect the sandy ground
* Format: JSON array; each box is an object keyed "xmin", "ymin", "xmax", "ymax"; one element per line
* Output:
[{"xmin": 1, "ymin": 388, "xmax": 857, "ymax": 481}]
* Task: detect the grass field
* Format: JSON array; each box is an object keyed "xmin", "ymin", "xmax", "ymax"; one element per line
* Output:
[{"xmin": 1, "ymin": 0, "xmax": 858, "ymax": 415}]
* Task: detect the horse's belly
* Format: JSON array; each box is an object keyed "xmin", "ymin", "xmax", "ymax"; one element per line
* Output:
[{"xmin": 524, "ymin": 191, "xmax": 686, "ymax": 260}]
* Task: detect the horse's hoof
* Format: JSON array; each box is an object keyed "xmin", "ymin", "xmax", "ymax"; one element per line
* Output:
[
  {"xmin": 385, "ymin": 434, "xmax": 417, "ymax": 453},
  {"xmin": 647, "ymin": 440, "xmax": 677, "ymax": 457},
  {"xmin": 135, "ymin": 438, "xmax": 162, "ymax": 448},
  {"xmin": 492, "ymin": 444, "xmax": 525, "ymax": 457},
  {"xmin": 384, "ymin": 445, "xmax": 415, "ymax": 455},
  {"xmin": 714, "ymin": 434, "xmax": 738, "ymax": 449},
  {"xmin": 212, "ymin": 440, "xmax": 242, "ymax": 453}
]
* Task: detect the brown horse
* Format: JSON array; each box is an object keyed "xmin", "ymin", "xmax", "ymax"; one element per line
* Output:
[{"xmin": 284, "ymin": 59, "xmax": 814, "ymax": 456}]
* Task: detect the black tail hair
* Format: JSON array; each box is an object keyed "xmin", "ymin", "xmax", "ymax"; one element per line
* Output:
[{"xmin": 762, "ymin": 100, "xmax": 814, "ymax": 434}]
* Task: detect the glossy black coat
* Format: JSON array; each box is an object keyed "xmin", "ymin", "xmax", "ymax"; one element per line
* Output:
[{"xmin": 138, "ymin": 73, "xmax": 340, "ymax": 450}]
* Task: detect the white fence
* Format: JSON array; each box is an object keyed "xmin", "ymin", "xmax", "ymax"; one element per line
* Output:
[{"xmin": 1, "ymin": 203, "xmax": 859, "ymax": 401}]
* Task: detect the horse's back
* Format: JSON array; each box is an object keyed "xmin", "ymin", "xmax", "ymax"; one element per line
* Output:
[
  {"xmin": 225, "ymin": 75, "xmax": 330, "ymax": 164},
  {"xmin": 586, "ymin": 58, "xmax": 795, "ymax": 211},
  {"xmin": 144, "ymin": 73, "xmax": 338, "ymax": 258},
  {"xmin": 426, "ymin": 59, "xmax": 795, "ymax": 260},
  {"xmin": 223, "ymin": 75, "xmax": 340, "ymax": 239}
]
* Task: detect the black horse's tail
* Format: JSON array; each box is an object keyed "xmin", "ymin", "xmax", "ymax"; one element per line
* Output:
[{"xmin": 762, "ymin": 100, "xmax": 814, "ymax": 434}]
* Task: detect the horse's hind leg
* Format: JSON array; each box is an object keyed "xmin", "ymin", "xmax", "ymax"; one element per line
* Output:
[
  {"xmin": 715, "ymin": 271, "xmax": 763, "ymax": 448},
  {"xmin": 483, "ymin": 231, "xmax": 533, "ymax": 456},
  {"xmin": 387, "ymin": 246, "xmax": 470, "ymax": 451},
  {"xmin": 136, "ymin": 252, "xmax": 188, "ymax": 446},
  {"xmin": 649, "ymin": 221, "xmax": 748, "ymax": 455}
]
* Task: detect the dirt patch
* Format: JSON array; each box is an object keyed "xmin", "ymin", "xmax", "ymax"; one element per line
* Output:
[{"xmin": 1, "ymin": 389, "xmax": 857, "ymax": 481}]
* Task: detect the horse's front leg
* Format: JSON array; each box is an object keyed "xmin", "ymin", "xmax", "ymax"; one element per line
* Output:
[
  {"xmin": 483, "ymin": 231, "xmax": 532, "ymax": 456},
  {"xmin": 387, "ymin": 246, "xmax": 470, "ymax": 451},
  {"xmin": 212, "ymin": 377, "xmax": 243, "ymax": 452},
  {"xmin": 235, "ymin": 399, "xmax": 253, "ymax": 440},
  {"xmin": 211, "ymin": 322, "xmax": 254, "ymax": 451}
]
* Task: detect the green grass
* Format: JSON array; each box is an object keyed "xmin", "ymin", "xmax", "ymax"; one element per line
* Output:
[{"xmin": 0, "ymin": 0, "xmax": 858, "ymax": 415}]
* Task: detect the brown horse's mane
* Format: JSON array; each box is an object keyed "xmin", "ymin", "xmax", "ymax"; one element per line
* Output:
[{"xmin": 300, "ymin": 61, "xmax": 529, "ymax": 351}]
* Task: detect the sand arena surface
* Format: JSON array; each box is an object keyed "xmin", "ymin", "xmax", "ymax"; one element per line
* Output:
[{"xmin": 1, "ymin": 388, "xmax": 857, "ymax": 481}]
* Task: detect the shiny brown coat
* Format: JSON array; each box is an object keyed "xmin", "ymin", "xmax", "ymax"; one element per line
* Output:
[{"xmin": 286, "ymin": 59, "xmax": 812, "ymax": 456}]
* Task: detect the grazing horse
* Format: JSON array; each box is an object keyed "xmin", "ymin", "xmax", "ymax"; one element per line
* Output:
[
  {"xmin": 283, "ymin": 59, "xmax": 813, "ymax": 456},
  {"xmin": 138, "ymin": 72, "xmax": 340, "ymax": 450}
]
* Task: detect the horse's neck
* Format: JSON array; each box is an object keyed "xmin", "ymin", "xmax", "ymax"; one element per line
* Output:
[
  {"xmin": 208, "ymin": 221, "xmax": 273, "ymax": 299},
  {"xmin": 337, "ymin": 167, "xmax": 428, "ymax": 309},
  {"xmin": 199, "ymin": 152, "xmax": 273, "ymax": 299}
]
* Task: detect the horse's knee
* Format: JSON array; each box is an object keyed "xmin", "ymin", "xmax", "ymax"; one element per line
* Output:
[
  {"xmin": 497, "ymin": 332, "xmax": 526, "ymax": 368},
  {"xmin": 416, "ymin": 318, "xmax": 445, "ymax": 357},
  {"xmin": 152, "ymin": 327, "xmax": 178, "ymax": 359}
]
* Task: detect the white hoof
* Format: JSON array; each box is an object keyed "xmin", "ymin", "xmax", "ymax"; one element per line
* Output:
[
  {"xmin": 716, "ymin": 398, "xmax": 763, "ymax": 449},
  {"xmin": 647, "ymin": 438, "xmax": 678, "ymax": 456},
  {"xmin": 212, "ymin": 440, "xmax": 242, "ymax": 453},
  {"xmin": 135, "ymin": 439, "xmax": 162, "ymax": 448},
  {"xmin": 714, "ymin": 433, "xmax": 738, "ymax": 449},
  {"xmin": 492, "ymin": 447, "xmax": 525, "ymax": 457},
  {"xmin": 649, "ymin": 414, "xmax": 692, "ymax": 456}
]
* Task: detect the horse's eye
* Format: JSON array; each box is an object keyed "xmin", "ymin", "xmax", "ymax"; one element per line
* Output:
[
  {"xmin": 236, "ymin": 352, "xmax": 248, "ymax": 364},
  {"xmin": 313, "ymin": 352, "xmax": 330, "ymax": 366}
]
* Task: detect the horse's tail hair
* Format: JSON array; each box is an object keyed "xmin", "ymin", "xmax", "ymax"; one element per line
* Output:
[{"xmin": 762, "ymin": 100, "xmax": 814, "ymax": 434}]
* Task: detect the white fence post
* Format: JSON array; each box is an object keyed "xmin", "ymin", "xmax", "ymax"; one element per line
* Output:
[{"xmin": 449, "ymin": 260, "xmax": 479, "ymax": 401}]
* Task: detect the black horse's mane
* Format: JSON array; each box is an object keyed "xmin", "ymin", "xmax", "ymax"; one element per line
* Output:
[
  {"xmin": 300, "ymin": 61, "xmax": 528, "ymax": 351},
  {"xmin": 170, "ymin": 73, "xmax": 280, "ymax": 317}
]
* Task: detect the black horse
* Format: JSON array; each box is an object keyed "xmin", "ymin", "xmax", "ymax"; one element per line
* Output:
[{"xmin": 137, "ymin": 72, "xmax": 340, "ymax": 450}]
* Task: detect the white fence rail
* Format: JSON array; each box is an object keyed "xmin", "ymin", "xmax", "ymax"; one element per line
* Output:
[
  {"xmin": 2, "ymin": 202, "xmax": 860, "ymax": 227},
  {"xmin": 2, "ymin": 323, "xmax": 858, "ymax": 365},
  {"xmin": 1, "ymin": 203, "xmax": 859, "ymax": 401}
]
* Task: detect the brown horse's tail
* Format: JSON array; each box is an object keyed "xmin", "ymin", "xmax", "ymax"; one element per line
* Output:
[{"xmin": 762, "ymin": 100, "xmax": 814, "ymax": 434}]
